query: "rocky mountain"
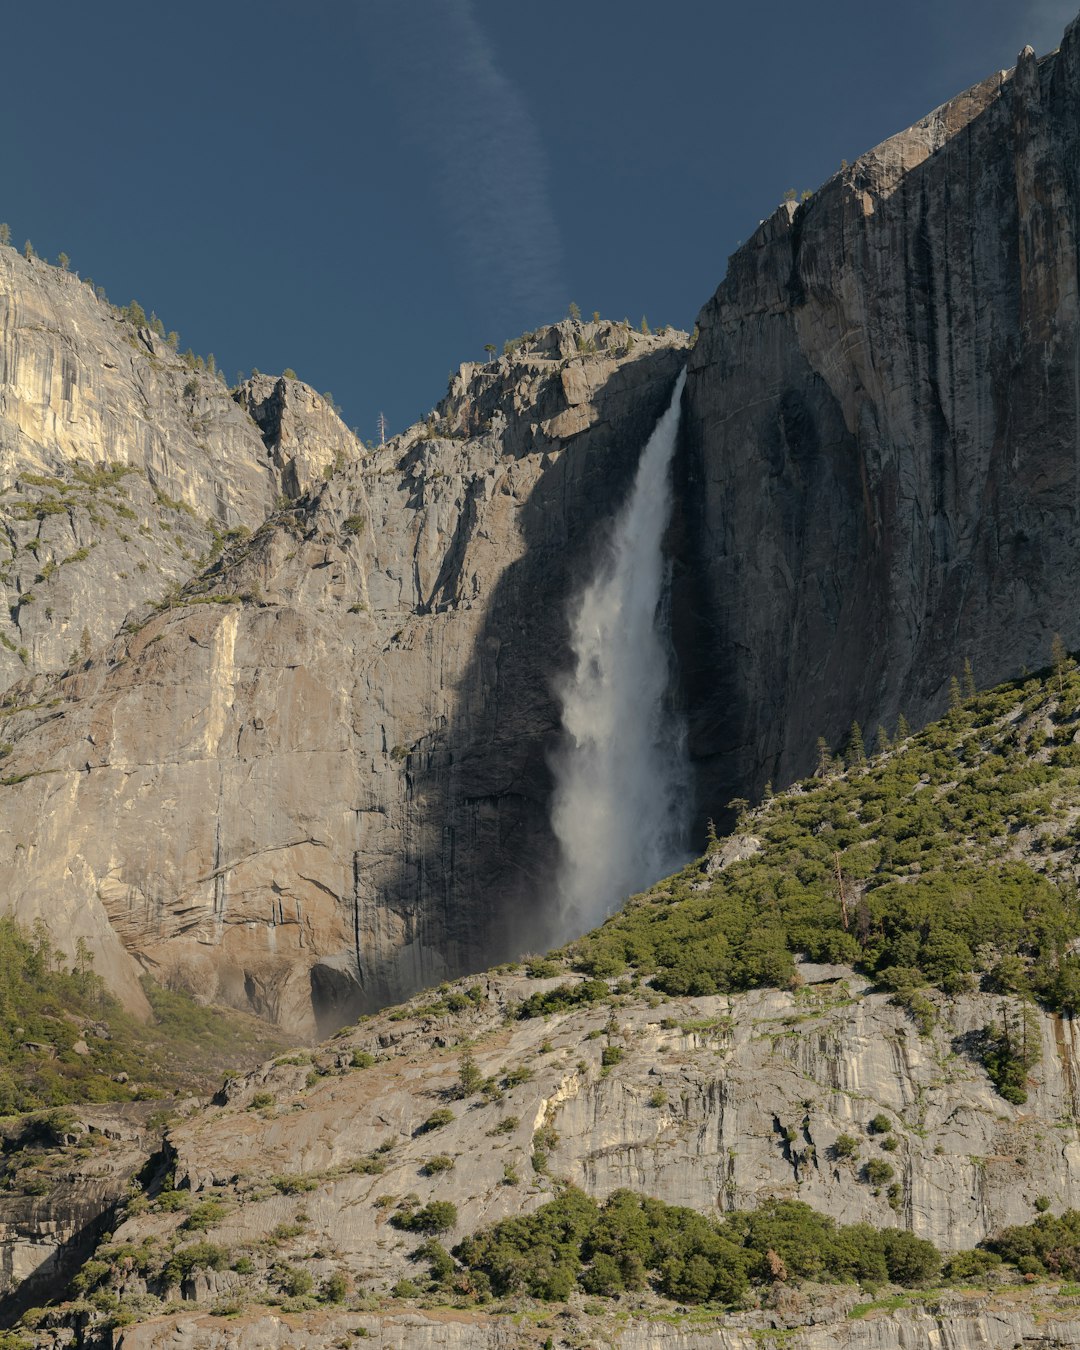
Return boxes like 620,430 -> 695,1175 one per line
7,16 -> 1080,1349
678,19 -> 1080,828
0,256 -> 686,1030
8,20 -> 1080,1036
10,664 -> 1080,1347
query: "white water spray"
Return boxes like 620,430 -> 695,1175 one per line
550,369 -> 691,937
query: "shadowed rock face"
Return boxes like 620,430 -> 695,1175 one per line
678,25 -> 1080,828
0,292 -> 687,1033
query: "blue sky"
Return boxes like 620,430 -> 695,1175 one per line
2,1 -> 1072,438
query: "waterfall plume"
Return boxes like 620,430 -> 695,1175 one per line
550,368 -> 691,938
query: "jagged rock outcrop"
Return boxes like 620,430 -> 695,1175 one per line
19,964 -> 1080,1346
151,971 -> 1080,1264
679,21 -> 1080,823
0,250 -> 315,680
0,295 -> 687,1030
0,1104 -> 162,1324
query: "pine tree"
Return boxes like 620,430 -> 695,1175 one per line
846,721 -> 866,767
727,798 -> 750,829
22,240 -> 34,259
0,223 -> 10,246
896,712 -> 910,739
816,736 -> 832,776
640,315 -> 651,335
457,1049 -> 482,1097
705,818 -> 720,855
1052,633 -> 1071,692
567,301 -> 581,321
875,724 -> 891,755
57,252 -> 69,271
948,676 -> 962,711
962,657 -> 976,699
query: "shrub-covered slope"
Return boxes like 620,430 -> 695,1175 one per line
0,919 -> 284,1115
14,666 -> 1080,1347
572,661 -> 1080,1008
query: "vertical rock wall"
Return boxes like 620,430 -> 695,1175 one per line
679,26 -> 1080,821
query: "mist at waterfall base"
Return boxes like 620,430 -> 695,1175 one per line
549,369 -> 691,942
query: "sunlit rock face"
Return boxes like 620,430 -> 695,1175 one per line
679,28 -> 1080,828
7,18 -> 1080,1035
0,274 -> 687,1032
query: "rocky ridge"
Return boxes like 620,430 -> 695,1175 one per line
679,18 -> 1080,829
0,261 -> 688,1030
10,955 -> 1080,1347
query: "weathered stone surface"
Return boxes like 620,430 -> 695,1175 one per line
102,1296 -> 1080,1350
21,967 -> 1073,1346
678,23 -> 1080,826
104,972 -> 1080,1277
0,250 -> 318,682
0,1103 -> 160,1324
0,309 -> 687,1032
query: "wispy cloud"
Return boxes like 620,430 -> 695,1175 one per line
1021,0 -> 1078,52
366,0 -> 566,338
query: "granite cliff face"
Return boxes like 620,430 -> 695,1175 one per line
0,264 -> 687,1030
7,20 -> 1080,1030
679,19 -> 1080,825
15,961 -> 1080,1346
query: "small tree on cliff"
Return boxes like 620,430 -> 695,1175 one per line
0,223 -> 10,246
846,722 -> 866,768
1052,633 -> 1073,692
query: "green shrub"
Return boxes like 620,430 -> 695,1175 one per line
526,959 -> 560,978
279,1266 -> 314,1297
422,1155 -> 454,1175
391,1200 -> 458,1234
416,1108 -> 454,1134
321,1271 -> 348,1302
452,1190 -> 940,1307
833,1133 -> 859,1159
163,1242 -> 229,1285
249,1092 -> 274,1110
350,1050 -> 375,1069
182,1198 -> 227,1230
271,1174 -> 318,1194
864,1160 -> 895,1187
868,1114 -> 891,1135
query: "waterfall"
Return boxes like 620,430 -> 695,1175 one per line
550,368 -> 690,938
